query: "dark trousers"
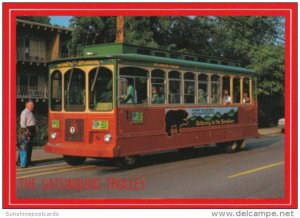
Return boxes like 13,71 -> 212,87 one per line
26,126 -> 36,164
17,126 -> 36,165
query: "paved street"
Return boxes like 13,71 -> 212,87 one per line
16,134 -> 284,199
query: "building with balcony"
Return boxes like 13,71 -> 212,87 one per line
16,19 -> 72,113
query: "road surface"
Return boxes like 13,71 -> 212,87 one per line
16,135 -> 284,199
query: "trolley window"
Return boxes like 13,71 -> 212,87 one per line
64,68 -> 86,111
168,71 -> 181,104
211,74 -> 221,104
184,72 -> 195,104
89,67 -> 113,111
151,69 -> 166,104
198,74 -> 208,104
233,77 -> 241,103
50,70 -> 62,111
119,67 -> 148,104
243,77 -> 251,103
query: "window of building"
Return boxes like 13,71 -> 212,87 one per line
60,43 -> 69,58
18,72 -> 39,97
19,73 -> 38,88
29,39 -> 46,61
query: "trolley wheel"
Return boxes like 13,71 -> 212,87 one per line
237,139 -> 246,150
63,155 -> 86,166
216,142 -> 228,153
115,156 -> 139,170
226,141 -> 239,153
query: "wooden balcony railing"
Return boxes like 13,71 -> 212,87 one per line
17,47 -> 72,62
17,47 -> 50,62
17,85 -> 48,99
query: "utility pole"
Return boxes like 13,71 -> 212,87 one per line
116,16 -> 124,43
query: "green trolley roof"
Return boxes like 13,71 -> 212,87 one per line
51,43 -> 255,75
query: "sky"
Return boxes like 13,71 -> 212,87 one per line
50,16 -> 72,27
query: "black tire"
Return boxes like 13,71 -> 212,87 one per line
226,141 -> 239,153
115,156 -> 138,170
237,139 -> 246,150
63,155 -> 86,166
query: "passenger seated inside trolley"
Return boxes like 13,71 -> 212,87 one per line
198,89 -> 207,104
152,86 -> 165,104
119,67 -> 148,104
243,92 -> 250,103
122,79 -> 136,104
223,89 -> 232,105
185,85 -> 195,103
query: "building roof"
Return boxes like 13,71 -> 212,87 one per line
16,19 -> 72,32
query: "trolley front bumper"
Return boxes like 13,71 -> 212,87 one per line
44,142 -> 119,158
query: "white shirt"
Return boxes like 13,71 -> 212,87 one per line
224,95 -> 231,104
20,108 -> 36,128
242,97 -> 250,103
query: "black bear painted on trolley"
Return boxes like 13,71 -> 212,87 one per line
165,110 -> 189,137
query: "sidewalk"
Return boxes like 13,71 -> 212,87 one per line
31,147 -> 63,163
16,147 -> 63,164
258,127 -> 282,136
21,127 -> 282,164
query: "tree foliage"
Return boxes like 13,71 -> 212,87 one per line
68,16 -> 285,127
68,17 -> 116,55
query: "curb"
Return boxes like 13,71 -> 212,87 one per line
31,157 -> 64,164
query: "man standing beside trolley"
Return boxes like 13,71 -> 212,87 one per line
19,99 -> 36,166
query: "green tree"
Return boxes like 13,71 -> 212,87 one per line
162,17 -> 214,54
124,17 -> 160,48
251,44 -> 285,126
209,17 -> 283,64
68,17 -> 116,55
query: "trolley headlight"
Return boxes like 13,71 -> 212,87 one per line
103,133 -> 112,143
50,132 -> 57,140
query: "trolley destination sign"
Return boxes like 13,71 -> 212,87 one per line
187,107 -> 238,127
164,107 -> 238,137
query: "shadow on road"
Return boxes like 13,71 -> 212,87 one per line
87,135 -> 283,171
